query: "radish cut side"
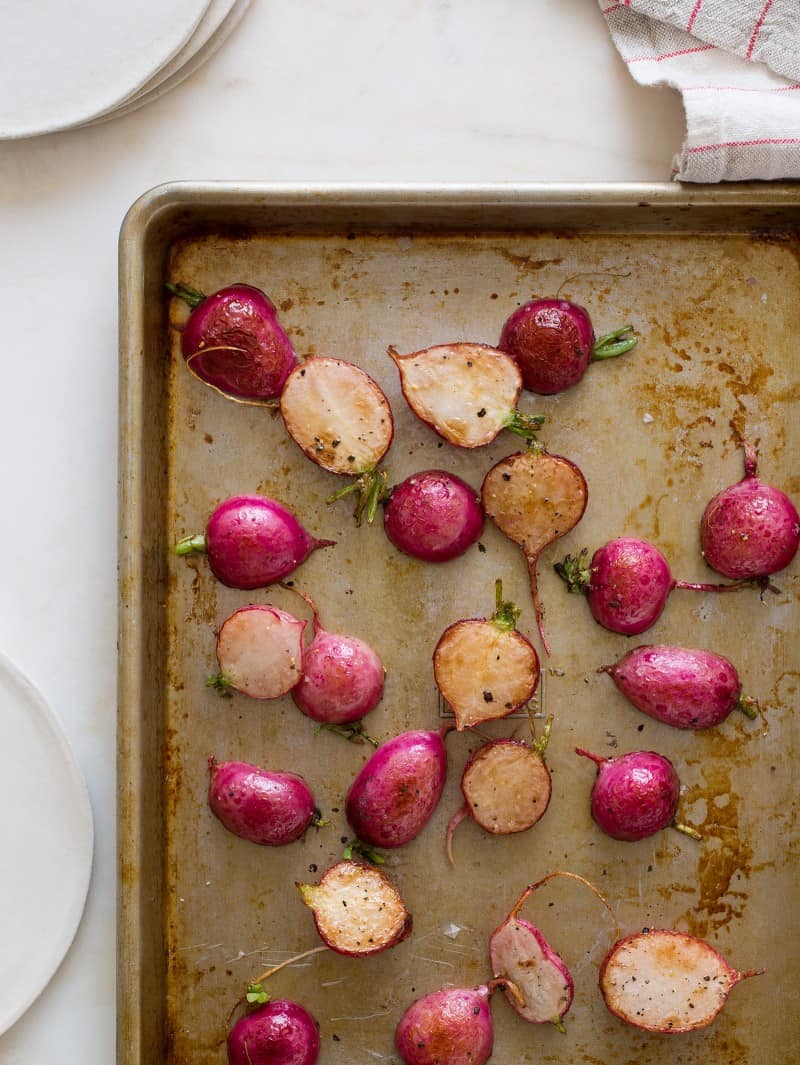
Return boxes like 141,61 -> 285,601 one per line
489,917 -> 573,1025
296,861 -> 411,956
463,741 -> 551,833
280,357 -> 394,474
388,343 -> 523,448
600,930 -> 763,1033
215,605 -> 306,699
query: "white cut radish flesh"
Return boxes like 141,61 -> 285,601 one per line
434,580 -> 540,730
482,447 -> 587,655
600,930 -> 764,1033
387,343 -> 544,448
280,357 -> 395,523
210,604 -> 306,699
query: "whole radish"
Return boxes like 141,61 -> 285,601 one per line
296,860 -> 412,956
600,645 -> 759,730
384,469 -> 485,562
434,580 -> 540,730
600,929 -> 763,1033
175,494 -> 334,589
167,282 -> 296,400
209,604 -> 306,699
346,727 -> 452,848
280,357 -> 394,524
291,593 -> 384,726
482,445 -> 587,654
701,427 -> 799,580
395,982 -> 508,1065
227,1000 -> 320,1065
556,538 -> 753,636
446,714 -> 552,866
207,758 -> 321,846
575,748 -> 700,842
387,342 -> 544,448
498,297 -> 636,395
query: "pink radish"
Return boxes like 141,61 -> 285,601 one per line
600,929 -> 764,1033
280,357 -> 394,524
167,282 -> 296,401
434,580 -> 540,731
209,604 -> 306,699
174,494 -> 334,589
346,727 -> 451,848
701,427 -> 799,580
387,343 -> 544,448
575,748 -> 700,842
556,537 -> 754,636
489,871 -> 619,1030
395,981 -> 516,1065
482,446 -> 588,654
599,645 -> 759,729
296,860 -> 412,956
207,758 -> 321,846
227,999 -> 320,1065
384,469 -> 485,562
446,714 -> 552,866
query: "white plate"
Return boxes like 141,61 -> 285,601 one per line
0,0 -> 210,138
0,651 -> 93,1036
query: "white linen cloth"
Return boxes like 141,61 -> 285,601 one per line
598,0 -> 800,182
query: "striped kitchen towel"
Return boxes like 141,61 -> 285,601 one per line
599,0 -> 800,181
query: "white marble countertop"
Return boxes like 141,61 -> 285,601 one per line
0,1 -> 684,1061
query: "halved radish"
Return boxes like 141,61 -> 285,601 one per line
482,446 -> 587,655
209,604 -> 306,699
600,930 -> 764,1033
296,860 -> 412,956
280,357 -> 394,524
387,343 -> 544,448
434,580 -> 540,730
446,715 -> 552,865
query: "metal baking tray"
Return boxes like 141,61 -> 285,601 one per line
119,183 -> 800,1065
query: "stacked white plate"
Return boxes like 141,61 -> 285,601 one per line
0,0 -> 250,138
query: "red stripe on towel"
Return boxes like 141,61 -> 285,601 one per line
687,137 -> 800,153
627,44 -> 715,63
686,0 -> 703,32
746,0 -> 774,60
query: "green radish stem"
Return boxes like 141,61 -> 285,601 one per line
554,549 -> 591,593
326,468 -> 390,526
492,579 -> 522,631
530,713 -> 554,757
591,325 -> 637,361
735,695 -> 759,720
314,721 -> 379,747
672,821 -> 703,841
206,672 -> 235,697
505,411 -> 546,442
166,281 -> 206,309
342,839 -> 385,865
175,533 -> 206,556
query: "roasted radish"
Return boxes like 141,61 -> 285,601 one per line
296,860 -> 411,956
434,580 -> 540,730
482,446 -> 587,654
167,282 -> 296,401
384,469 -> 484,562
556,538 -> 753,636
207,758 -> 322,846
175,494 -> 334,589
346,727 -> 451,848
387,343 -> 544,448
395,982 -> 514,1065
209,604 -> 306,699
600,929 -> 763,1033
446,715 -> 552,865
575,748 -> 700,842
701,427 -> 799,580
280,357 -> 394,524
499,297 -> 636,395
600,645 -> 759,729
227,999 -> 320,1065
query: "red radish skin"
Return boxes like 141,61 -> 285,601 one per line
576,748 -> 700,843
387,343 -> 544,448
346,727 -> 451,848
168,282 -> 297,401
175,494 -> 334,589
498,298 -> 636,395
227,1000 -> 320,1065
556,538 -> 754,636
600,929 -> 764,1033
395,983 -> 507,1065
211,604 -> 306,700
384,469 -> 485,562
296,860 -> 412,957
701,430 -> 800,580
207,759 -> 317,846
600,645 -> 759,730
482,447 -> 588,654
